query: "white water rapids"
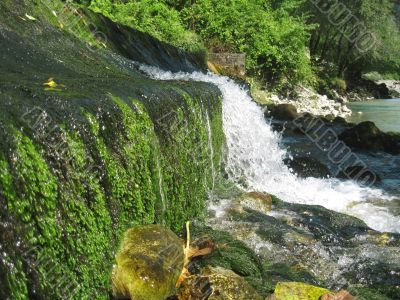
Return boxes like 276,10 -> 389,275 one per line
140,65 -> 400,233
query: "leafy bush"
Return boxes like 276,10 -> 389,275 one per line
88,0 -> 204,52
181,0 -> 314,87
330,77 -> 347,93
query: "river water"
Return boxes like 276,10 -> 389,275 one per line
347,98 -> 400,133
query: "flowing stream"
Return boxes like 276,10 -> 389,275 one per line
140,65 -> 400,233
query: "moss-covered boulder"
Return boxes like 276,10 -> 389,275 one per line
187,225 -> 272,296
179,266 -> 263,300
112,225 -> 184,300
272,282 -> 330,300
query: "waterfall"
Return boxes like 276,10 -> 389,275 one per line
139,65 -> 400,233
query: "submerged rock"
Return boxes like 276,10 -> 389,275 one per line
112,225 -> 184,300
237,192 -> 273,214
179,266 -> 263,300
284,157 -> 332,178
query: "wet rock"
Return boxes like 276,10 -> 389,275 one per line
339,121 -> 384,151
347,77 -> 391,100
284,157 -> 332,178
273,282 -> 330,300
339,121 -> 400,154
112,225 -> 184,300
375,82 -> 391,99
332,116 -> 347,124
208,194 -> 400,300
237,192 -> 273,214
179,266 -> 263,300
267,104 -> 300,121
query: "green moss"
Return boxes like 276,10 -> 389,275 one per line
273,282 -> 330,300
0,1 -> 224,298
189,225 -> 271,297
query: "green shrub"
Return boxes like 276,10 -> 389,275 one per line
181,0 -> 314,87
88,0 -> 204,52
330,77 -> 347,93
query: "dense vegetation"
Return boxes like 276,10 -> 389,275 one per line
81,0 -> 400,90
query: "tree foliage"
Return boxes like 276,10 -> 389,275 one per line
88,0 -> 203,52
305,0 -> 400,78
182,0 -> 315,86
83,0 -> 400,87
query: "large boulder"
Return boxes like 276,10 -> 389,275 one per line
112,225 -> 184,300
339,121 -> 400,154
267,104 -> 300,121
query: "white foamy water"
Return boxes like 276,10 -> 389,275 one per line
139,65 -> 400,233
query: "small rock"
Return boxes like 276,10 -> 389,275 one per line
238,191 -> 273,214
112,224 -> 184,300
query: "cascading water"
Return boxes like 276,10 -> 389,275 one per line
139,65 -> 400,233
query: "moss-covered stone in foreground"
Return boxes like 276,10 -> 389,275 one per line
112,225 -> 184,300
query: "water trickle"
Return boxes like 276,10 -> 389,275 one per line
156,156 -> 166,223
205,111 -> 215,191
139,65 -> 400,233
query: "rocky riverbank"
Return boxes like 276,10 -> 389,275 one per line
377,80 -> 400,98
248,83 -> 351,118
267,86 -> 352,118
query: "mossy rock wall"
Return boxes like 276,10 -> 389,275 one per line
0,1 -> 224,299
